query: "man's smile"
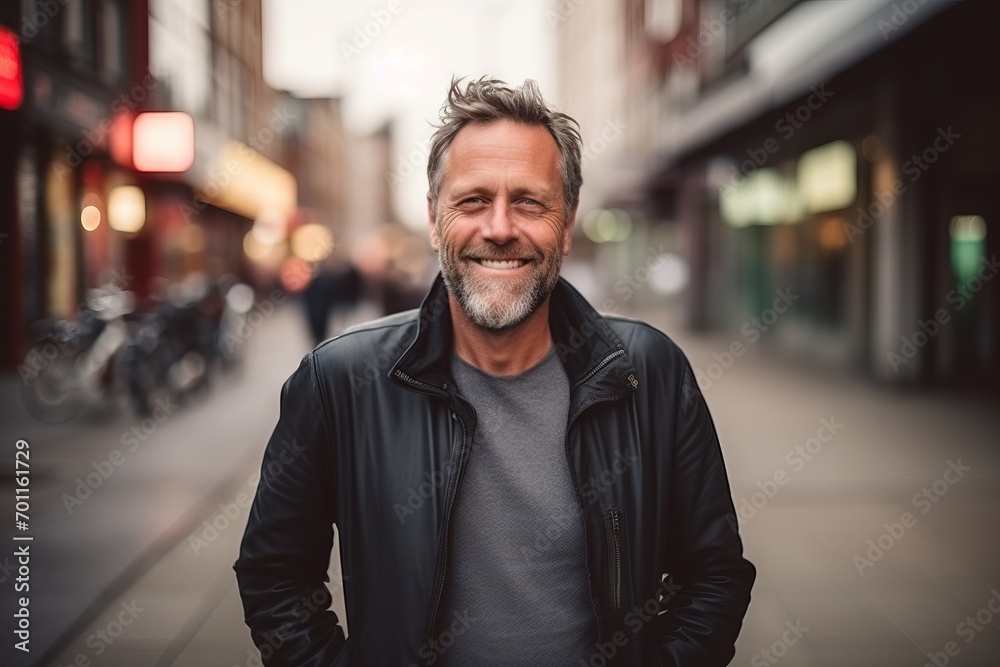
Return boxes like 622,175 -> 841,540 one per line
473,258 -> 530,270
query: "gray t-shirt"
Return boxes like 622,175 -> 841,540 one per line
437,347 -> 598,666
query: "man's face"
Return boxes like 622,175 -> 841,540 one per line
428,120 -> 577,331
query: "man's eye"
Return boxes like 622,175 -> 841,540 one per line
519,198 -> 541,206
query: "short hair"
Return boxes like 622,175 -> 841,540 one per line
426,76 -> 583,216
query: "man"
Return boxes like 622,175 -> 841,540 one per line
235,77 -> 754,666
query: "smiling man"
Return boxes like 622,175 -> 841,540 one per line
235,77 -> 754,666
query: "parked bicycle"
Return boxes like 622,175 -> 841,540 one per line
20,284 -> 135,424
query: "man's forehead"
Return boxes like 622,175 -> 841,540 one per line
450,120 -> 559,157
443,120 -> 561,186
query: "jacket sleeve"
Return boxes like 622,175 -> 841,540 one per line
234,351 -> 347,666
656,360 -> 755,666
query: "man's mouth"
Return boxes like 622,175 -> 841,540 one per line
475,258 -> 528,270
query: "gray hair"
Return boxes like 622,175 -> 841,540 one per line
426,76 -> 583,216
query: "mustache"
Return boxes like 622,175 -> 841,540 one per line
459,243 -> 544,261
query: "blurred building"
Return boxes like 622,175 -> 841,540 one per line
148,0 -> 295,291
557,0 -> 679,313
0,0 -> 308,371
346,122 -> 395,248
279,95 -> 348,242
561,0 -> 999,391
0,0 -> 152,369
353,122 -> 434,312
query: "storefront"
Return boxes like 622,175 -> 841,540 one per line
652,0 -> 998,390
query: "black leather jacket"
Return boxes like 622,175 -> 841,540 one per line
235,274 -> 754,666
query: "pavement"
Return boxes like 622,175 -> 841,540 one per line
0,299 -> 360,667
1,296 -> 998,666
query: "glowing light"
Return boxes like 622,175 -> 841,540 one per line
949,215 -> 986,242
583,209 -> 619,242
107,186 -> 146,233
290,223 -> 334,262
797,141 -> 856,214
132,112 -> 195,172
198,141 -> 296,221
0,27 -> 24,111
650,254 -> 690,295
110,112 -> 133,167
721,169 -> 800,227
818,216 -> 848,251
279,257 -> 312,292
81,205 -> 101,231
243,231 -> 273,261
950,215 -> 987,285
251,210 -> 287,246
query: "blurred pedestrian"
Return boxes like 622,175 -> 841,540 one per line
236,76 -> 754,666
302,260 -> 362,345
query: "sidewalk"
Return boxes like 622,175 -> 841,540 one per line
33,300 -> 1000,666
641,305 -> 1000,666
0,301 -> 333,667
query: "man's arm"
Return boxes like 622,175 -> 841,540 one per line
234,352 -> 347,666
656,362 -> 755,666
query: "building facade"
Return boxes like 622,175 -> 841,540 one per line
0,0 -> 312,370
563,0 -> 998,391
1,0 -> 151,369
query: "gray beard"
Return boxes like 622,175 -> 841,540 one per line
439,250 -> 563,331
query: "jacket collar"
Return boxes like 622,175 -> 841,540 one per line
389,273 -> 638,410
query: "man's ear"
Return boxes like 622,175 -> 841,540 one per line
562,202 -> 579,256
427,195 -> 439,252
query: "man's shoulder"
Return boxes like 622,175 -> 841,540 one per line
602,313 -> 683,353
309,309 -> 419,372
600,313 -> 691,372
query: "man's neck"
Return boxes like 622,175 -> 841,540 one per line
449,298 -> 554,376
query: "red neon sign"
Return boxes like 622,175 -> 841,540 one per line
0,26 -> 24,111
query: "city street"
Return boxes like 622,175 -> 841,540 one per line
2,1 -> 997,666
3,298 -> 996,666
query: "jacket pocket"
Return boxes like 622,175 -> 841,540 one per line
603,506 -> 631,612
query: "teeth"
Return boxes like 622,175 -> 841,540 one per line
479,259 -> 525,270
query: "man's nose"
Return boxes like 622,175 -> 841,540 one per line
481,200 -> 519,245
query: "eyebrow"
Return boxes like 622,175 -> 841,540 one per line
447,183 -> 558,203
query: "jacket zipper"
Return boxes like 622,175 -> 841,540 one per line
391,368 -> 468,644
572,348 -> 626,391
425,411 -> 468,643
564,350 -> 632,644
604,507 -> 625,611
